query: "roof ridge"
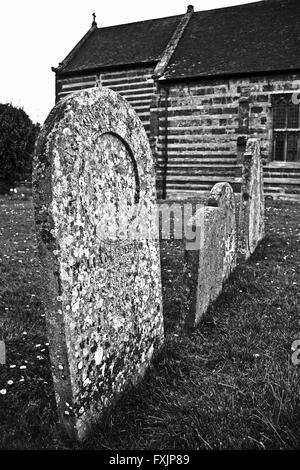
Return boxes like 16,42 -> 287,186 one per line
192,0 -> 292,16
163,0 -> 300,80
94,12 -> 183,31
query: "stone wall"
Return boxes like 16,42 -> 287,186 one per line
151,72 -> 300,199
56,69 -> 300,200
33,87 -> 164,441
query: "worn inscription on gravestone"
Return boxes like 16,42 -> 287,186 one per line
33,87 -> 164,441
184,183 -> 237,327
208,182 -> 237,280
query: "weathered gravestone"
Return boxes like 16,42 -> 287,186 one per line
238,138 -> 265,260
184,183 -> 236,327
33,87 -> 164,441
0,340 -> 5,365
208,182 -> 237,280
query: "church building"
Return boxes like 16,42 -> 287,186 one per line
52,0 -> 300,200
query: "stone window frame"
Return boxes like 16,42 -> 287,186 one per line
272,93 -> 300,163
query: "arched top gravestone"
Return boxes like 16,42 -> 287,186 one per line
33,87 -> 164,441
208,182 -> 235,212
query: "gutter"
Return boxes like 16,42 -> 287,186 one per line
54,61 -> 158,79
158,67 -> 300,85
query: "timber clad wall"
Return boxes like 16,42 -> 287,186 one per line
56,67 -> 155,138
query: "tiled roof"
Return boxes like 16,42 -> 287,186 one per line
56,0 -> 300,78
59,15 -> 182,73
164,0 -> 300,79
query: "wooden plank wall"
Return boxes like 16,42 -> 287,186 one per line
56,67 -> 155,139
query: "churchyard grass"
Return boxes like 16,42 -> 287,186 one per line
0,196 -> 299,449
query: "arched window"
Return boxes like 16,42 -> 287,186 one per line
272,94 -> 300,162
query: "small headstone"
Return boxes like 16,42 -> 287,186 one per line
208,182 -> 237,280
184,183 -> 237,326
238,138 -> 265,259
33,87 -> 164,441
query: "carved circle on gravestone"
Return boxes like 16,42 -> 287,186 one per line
78,131 -> 139,241
33,87 -> 164,441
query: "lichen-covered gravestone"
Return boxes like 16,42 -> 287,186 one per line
184,183 -> 237,327
208,182 -> 237,280
238,138 -> 265,259
33,87 -> 164,441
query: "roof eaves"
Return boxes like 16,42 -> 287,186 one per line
160,65 -> 300,82
56,60 -> 159,77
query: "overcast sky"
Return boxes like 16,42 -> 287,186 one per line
0,0 -> 256,124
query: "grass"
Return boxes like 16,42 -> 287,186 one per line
0,196 -> 299,449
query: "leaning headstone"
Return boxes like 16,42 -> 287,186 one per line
238,138 -> 265,260
184,183 -> 237,327
208,182 -> 237,280
33,87 -> 164,441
